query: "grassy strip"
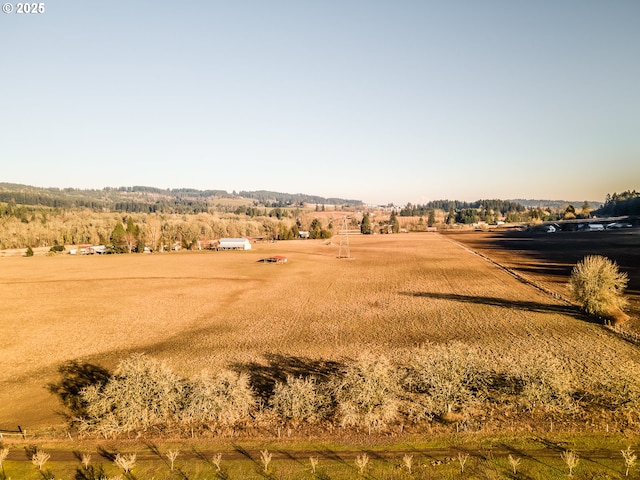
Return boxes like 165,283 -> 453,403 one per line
1,433 -> 638,479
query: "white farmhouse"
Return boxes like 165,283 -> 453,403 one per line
217,238 -> 252,250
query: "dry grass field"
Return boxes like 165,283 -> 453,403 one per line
1,232 -> 639,432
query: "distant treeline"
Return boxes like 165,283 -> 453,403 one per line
0,183 -> 362,214
238,190 -> 362,207
597,190 -> 640,216
116,186 -> 231,197
399,199 -> 526,217
511,198 -> 601,210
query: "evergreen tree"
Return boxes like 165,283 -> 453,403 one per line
428,210 -> 436,227
361,213 -> 372,234
110,221 -> 126,249
446,206 -> 455,225
390,211 -> 400,233
309,218 -> 323,239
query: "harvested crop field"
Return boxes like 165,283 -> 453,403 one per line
1,232 -> 639,431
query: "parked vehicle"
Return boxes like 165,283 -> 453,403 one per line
606,222 -> 632,229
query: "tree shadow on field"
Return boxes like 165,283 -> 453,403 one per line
231,354 -> 343,403
47,361 -> 111,418
403,292 -> 594,322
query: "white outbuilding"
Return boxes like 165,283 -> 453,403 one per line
217,238 -> 252,250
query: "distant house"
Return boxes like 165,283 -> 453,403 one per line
69,245 -> 91,255
217,238 -> 252,250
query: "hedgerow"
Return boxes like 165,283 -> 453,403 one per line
69,346 -> 640,437
270,375 -> 332,425
332,353 -> 400,433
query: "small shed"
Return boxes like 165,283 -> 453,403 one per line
89,245 -> 107,254
217,238 -> 252,250
258,255 -> 288,264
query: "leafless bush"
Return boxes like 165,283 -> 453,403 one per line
78,354 -> 257,436
569,255 -> 629,321
79,354 -> 185,436
270,375 -> 332,425
403,342 -> 482,417
587,361 -> 640,412
333,353 -> 400,433
508,350 -> 575,413
180,370 -> 255,429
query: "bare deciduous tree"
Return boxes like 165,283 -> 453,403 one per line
403,454 -> 413,474
31,449 -> 50,471
180,370 -> 255,429
561,450 -> 579,477
309,456 -> 319,474
333,353 -> 400,433
260,450 -> 272,473
508,454 -> 521,475
0,448 -> 9,472
81,452 -> 91,470
166,449 -> 179,471
270,375 -> 332,425
457,453 -> 469,474
355,453 -> 369,476
621,446 -> 637,477
212,453 -> 222,472
404,342 -> 481,417
114,453 -> 137,473
80,354 -> 185,436
569,255 -> 629,321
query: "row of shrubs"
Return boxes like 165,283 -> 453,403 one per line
69,345 -> 640,437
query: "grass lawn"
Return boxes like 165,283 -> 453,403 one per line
1,433 -> 639,479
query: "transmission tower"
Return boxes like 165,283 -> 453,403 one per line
338,216 -> 354,259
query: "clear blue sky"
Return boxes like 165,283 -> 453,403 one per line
1,1 -> 638,205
